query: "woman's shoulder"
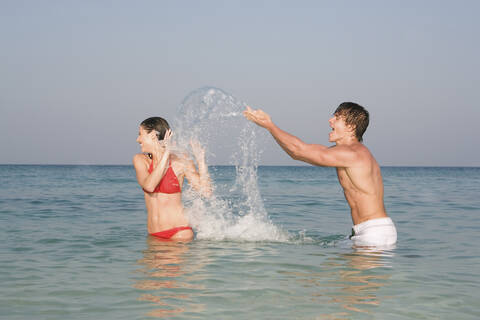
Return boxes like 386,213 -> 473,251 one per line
170,153 -> 192,172
133,153 -> 150,167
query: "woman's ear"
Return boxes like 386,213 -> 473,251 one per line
148,130 -> 158,141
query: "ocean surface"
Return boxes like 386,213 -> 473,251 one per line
1,165 -> 479,319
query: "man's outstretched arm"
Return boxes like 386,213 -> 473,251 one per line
243,106 -> 356,167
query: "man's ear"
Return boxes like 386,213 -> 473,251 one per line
347,124 -> 356,135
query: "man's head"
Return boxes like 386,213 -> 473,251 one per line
330,102 -> 369,142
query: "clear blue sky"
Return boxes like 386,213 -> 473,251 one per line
1,0 -> 479,166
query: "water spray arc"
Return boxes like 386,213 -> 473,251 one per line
172,87 -> 288,241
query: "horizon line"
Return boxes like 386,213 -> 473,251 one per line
0,163 -> 479,168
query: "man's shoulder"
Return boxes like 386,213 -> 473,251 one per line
349,142 -> 372,154
333,142 -> 368,155
342,143 -> 375,166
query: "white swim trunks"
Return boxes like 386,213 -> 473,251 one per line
350,217 -> 397,247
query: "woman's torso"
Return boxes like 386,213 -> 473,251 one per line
142,155 -> 190,234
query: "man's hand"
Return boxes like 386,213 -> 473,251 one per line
243,106 -> 273,130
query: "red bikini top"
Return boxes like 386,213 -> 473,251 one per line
143,160 -> 181,194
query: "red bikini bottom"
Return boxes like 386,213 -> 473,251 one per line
150,226 -> 193,239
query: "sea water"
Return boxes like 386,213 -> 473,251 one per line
1,88 -> 479,319
1,165 -> 479,319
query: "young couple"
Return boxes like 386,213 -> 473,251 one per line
133,102 -> 397,247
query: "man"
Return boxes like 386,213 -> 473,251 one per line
243,102 -> 396,247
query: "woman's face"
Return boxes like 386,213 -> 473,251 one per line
136,126 -> 156,153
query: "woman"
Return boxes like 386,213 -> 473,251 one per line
133,117 -> 211,241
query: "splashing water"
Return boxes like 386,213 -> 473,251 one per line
172,87 -> 289,242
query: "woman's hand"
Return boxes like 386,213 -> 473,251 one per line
152,129 -> 173,162
186,139 -> 212,198
190,139 -> 205,160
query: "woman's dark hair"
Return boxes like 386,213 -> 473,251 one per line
334,102 -> 369,142
140,117 -> 170,140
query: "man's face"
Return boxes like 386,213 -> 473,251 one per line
328,114 -> 352,143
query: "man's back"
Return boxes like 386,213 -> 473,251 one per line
335,143 -> 387,225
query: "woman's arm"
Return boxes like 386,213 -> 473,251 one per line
183,140 -> 212,197
133,130 -> 172,192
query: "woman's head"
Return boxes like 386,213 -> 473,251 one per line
137,117 -> 171,154
140,117 -> 170,141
